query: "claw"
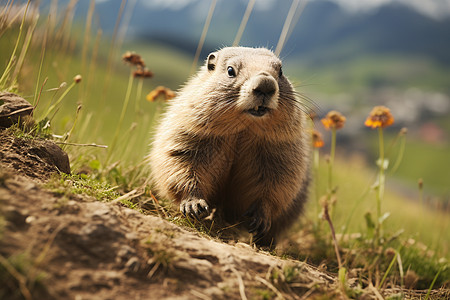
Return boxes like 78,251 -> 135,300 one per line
244,201 -> 271,241
179,198 -> 210,220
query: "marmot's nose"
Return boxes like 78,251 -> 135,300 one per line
252,76 -> 277,98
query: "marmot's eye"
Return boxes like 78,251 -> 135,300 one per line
279,67 -> 283,78
227,66 -> 236,78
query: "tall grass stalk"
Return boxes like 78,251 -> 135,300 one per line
64,104 -> 82,145
42,77 -> 79,120
33,15 -> 50,106
135,78 -> 144,113
275,0 -> 300,56
32,77 -> 48,116
379,250 -> 398,288
190,0 -> 217,75
58,0 -> 78,55
313,147 -> 321,225
0,0 -> 31,89
328,128 -> 336,193
80,0 -> 96,102
85,29 -> 102,96
81,0 -> 95,73
0,1 -> 15,37
425,267 -> 443,300
101,0 -> 127,106
106,69 -> 134,164
11,12 -> 38,87
233,0 -> 255,46
389,128 -> 407,174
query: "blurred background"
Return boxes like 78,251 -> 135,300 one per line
2,0 -> 449,211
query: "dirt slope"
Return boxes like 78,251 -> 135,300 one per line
1,129 -> 448,300
0,129 -> 339,299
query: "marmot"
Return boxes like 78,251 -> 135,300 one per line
149,47 -> 310,246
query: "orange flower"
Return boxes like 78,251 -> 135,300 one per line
122,51 -> 145,68
146,86 -> 176,102
321,110 -> 346,130
364,106 -> 394,129
312,129 -> 324,148
133,68 -> 153,78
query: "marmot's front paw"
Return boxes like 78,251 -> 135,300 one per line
180,198 -> 210,220
244,201 -> 272,242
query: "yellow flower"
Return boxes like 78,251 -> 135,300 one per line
146,86 -> 176,102
321,110 -> 346,130
364,106 -> 394,129
312,129 -> 324,148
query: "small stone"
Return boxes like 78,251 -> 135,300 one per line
0,92 -> 34,128
29,141 -> 71,174
25,215 -> 36,224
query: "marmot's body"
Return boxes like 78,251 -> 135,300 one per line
149,47 -> 310,246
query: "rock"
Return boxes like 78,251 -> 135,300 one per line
29,141 -> 71,174
0,92 -> 34,128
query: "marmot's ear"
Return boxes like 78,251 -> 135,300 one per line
207,52 -> 217,71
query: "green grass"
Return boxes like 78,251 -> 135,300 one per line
44,173 -> 119,202
309,155 -> 449,257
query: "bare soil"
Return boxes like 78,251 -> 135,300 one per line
0,129 -> 448,300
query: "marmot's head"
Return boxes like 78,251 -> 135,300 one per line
206,47 -> 287,118
187,47 -> 303,136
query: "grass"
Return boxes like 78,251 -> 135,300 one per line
1,2 -> 449,298
44,173 -> 119,202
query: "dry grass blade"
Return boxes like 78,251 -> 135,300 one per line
256,276 -> 287,299
231,267 -> 248,300
190,0 -> 217,74
0,254 -> 32,300
233,0 -> 255,46
275,0 -> 301,56
190,289 -> 211,300
111,188 -> 144,204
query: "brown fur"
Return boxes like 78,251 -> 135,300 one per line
149,47 -> 310,246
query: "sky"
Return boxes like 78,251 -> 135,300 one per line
131,0 -> 450,20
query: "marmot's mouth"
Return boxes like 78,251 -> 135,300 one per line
247,106 -> 270,117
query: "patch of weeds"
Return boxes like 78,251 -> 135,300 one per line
252,287 -> 275,300
6,120 -> 51,140
119,198 -> 143,212
283,264 -> 301,284
0,252 -> 49,300
44,172 -> 119,202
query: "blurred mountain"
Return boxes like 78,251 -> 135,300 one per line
40,0 -> 450,65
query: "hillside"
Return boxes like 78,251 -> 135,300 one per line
1,119 -> 448,300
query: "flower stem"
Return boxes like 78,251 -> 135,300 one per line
376,127 -> 385,244
313,147 -> 320,225
135,78 -> 143,113
328,128 -> 336,193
